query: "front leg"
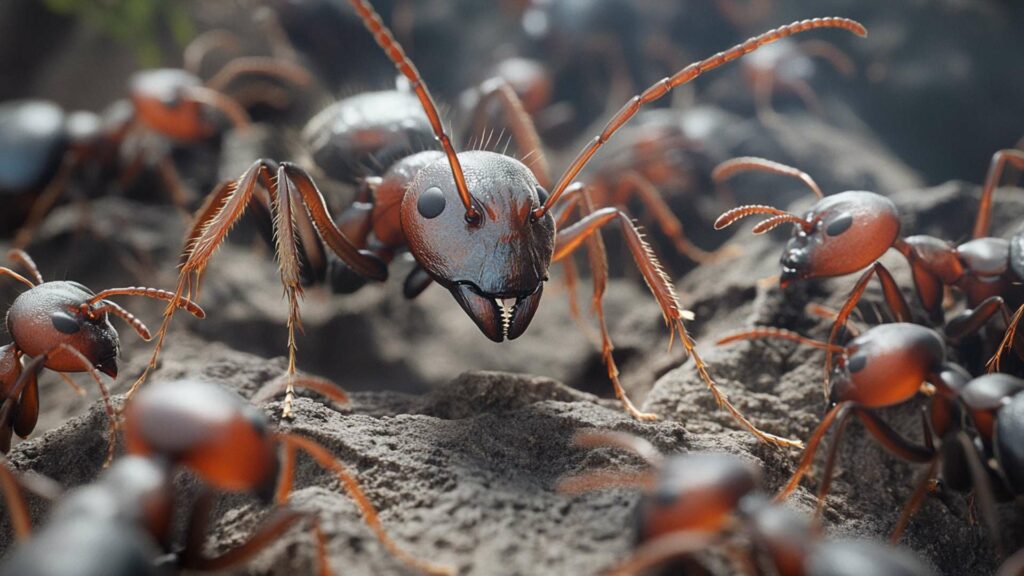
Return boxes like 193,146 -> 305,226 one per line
554,184 -> 800,447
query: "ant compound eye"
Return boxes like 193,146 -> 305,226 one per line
535,185 -> 550,205
847,352 -> 867,373
51,311 -> 81,335
825,213 -> 853,237
418,186 -> 446,219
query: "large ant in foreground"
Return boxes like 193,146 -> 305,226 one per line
558,430 -> 934,576
714,150 -> 1024,385
0,249 -> 203,457
140,0 -> 866,447
0,377 -> 450,576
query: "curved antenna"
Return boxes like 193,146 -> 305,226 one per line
714,204 -> 812,234
86,301 -> 152,341
8,250 -> 44,285
86,287 -> 206,319
536,17 -> 867,217
974,149 -> 1024,239
712,156 -> 825,199
183,29 -> 242,76
347,0 -> 480,223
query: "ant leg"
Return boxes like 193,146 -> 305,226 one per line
753,69 -> 781,126
556,185 -> 801,447
402,265 -> 433,299
989,302 -> 1024,372
856,410 -> 935,463
799,39 -> 857,77
604,532 -> 720,576
954,432 -> 1003,556
946,296 -> 1011,341
614,170 -> 738,264
890,457 -> 939,543
277,432 -> 454,576
892,238 -> 946,322
777,402 -> 854,500
7,250 -> 44,285
814,402 -> 857,517
205,57 -> 314,96
974,149 -> 1024,239
785,77 -> 825,118
997,548 -> 1024,576
0,355 -> 45,454
10,368 -> 38,440
12,152 -> 77,249
825,261 -> 912,397
571,430 -> 664,466
0,267 -> 35,289
0,459 -> 32,540
183,29 -> 241,76
253,374 -> 350,410
466,77 -> 551,187
156,155 -> 195,216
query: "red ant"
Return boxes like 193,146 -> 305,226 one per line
713,149 -> 1024,388
717,311 -> 1024,553
3,34 -> 312,248
0,249 -> 204,459
558,430 -> 933,576
0,377 -> 451,576
138,2 -> 866,446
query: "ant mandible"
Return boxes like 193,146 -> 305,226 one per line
0,377 -> 451,576
714,149 -> 1024,387
139,1 -> 866,447
0,249 -> 204,460
558,430 -> 934,576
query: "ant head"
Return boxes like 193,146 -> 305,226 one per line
827,323 -> 944,410
402,151 -> 555,342
129,69 -> 224,141
6,281 -> 120,377
125,379 -> 280,500
780,191 -> 899,287
636,452 -> 759,542
960,373 -> 1024,441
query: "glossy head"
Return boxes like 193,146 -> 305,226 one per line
129,69 -> 220,141
828,323 -> 944,409
0,99 -> 68,192
6,281 -> 120,377
995,392 -> 1024,495
302,90 -> 435,184
960,374 -> 1024,440
124,379 -> 279,500
636,452 -> 760,542
401,151 -> 555,342
780,191 -> 900,287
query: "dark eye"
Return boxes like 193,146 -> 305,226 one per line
825,213 -> 853,236
535,185 -> 550,205
847,352 -> 867,373
51,311 -> 81,334
417,186 -> 446,219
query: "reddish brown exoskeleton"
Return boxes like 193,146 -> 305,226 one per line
0,378 -> 452,576
136,1 -> 867,447
714,150 -> 1024,386
0,249 -> 203,460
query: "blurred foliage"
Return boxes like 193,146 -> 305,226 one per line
41,0 -> 195,66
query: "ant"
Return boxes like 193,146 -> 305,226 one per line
2,35 -> 312,248
717,311 -> 1024,552
713,149 -> 1024,386
0,249 -> 204,459
558,430 -> 933,575
140,0 -> 866,447
0,377 -> 451,576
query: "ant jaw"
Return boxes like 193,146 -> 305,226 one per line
450,283 -> 544,343
95,357 -> 118,379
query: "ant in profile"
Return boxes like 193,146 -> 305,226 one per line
139,0 -> 866,447
1,34 -> 311,247
0,249 -> 204,459
714,149 -> 1024,386
0,377 -> 451,576
558,430 -> 933,576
